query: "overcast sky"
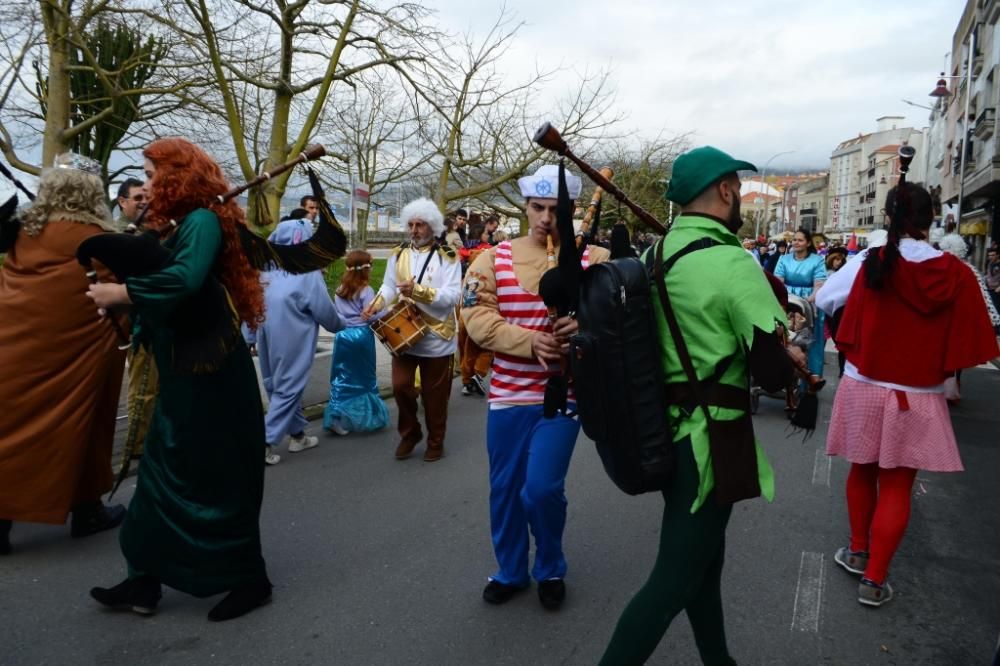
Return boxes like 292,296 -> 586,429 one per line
427,0 -> 962,171
0,0 -> 963,203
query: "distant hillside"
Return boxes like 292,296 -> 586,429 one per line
766,166 -> 829,177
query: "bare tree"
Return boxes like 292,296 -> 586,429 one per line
147,0 -> 432,226
315,72 -> 423,246
393,8 -> 622,213
589,131 -> 692,234
0,0 -> 197,176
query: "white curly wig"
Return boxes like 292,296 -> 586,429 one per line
400,197 -> 444,235
938,233 -> 968,259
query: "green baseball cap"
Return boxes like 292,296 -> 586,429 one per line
666,146 -> 756,205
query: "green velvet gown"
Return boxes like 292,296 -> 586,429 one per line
118,209 -> 268,598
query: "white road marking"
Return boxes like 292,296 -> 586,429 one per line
791,551 -> 826,633
811,448 -> 831,487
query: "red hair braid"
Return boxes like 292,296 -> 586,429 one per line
143,138 -> 265,330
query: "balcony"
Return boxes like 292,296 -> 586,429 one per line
973,52 -> 984,77
974,107 -> 995,139
988,0 -> 1000,24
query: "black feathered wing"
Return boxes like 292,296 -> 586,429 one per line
239,167 -> 347,273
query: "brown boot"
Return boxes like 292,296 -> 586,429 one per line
395,440 -> 419,460
423,445 -> 444,462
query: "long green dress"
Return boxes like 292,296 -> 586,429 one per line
118,208 -> 268,598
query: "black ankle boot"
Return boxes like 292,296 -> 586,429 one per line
71,502 -> 126,538
90,575 -> 161,615
0,519 -> 11,556
207,579 -> 272,622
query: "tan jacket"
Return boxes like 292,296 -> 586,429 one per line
444,230 -> 464,252
461,235 -> 610,359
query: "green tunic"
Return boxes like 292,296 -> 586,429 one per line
119,208 -> 267,597
650,215 -> 786,512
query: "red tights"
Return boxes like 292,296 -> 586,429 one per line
845,462 -> 918,585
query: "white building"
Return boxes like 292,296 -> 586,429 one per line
826,116 -> 926,239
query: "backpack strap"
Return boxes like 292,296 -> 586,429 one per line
651,236 -> 727,422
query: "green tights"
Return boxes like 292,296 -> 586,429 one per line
599,440 -> 735,666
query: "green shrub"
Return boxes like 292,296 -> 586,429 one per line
324,258 -> 386,297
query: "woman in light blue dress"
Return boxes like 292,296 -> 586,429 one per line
324,251 -> 389,434
775,228 -> 828,378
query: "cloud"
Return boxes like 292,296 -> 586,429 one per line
426,0 -> 961,169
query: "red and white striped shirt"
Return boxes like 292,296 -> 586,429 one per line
489,241 -> 590,404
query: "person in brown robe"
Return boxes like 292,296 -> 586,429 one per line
0,158 -> 127,555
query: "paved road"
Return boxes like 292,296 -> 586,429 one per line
4,365 -> 999,665
110,329 -> 394,462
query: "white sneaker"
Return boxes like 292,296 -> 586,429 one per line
329,420 -> 349,436
288,434 -> 319,453
264,447 -> 281,465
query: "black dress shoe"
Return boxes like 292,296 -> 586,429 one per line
0,519 -> 11,556
208,579 -> 273,622
482,579 -> 525,605
538,578 -> 566,610
90,576 -> 161,615
71,503 -> 127,538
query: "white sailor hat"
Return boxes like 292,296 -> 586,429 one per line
518,164 -> 582,200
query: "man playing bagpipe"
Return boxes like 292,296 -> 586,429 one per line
599,147 -> 801,664
463,165 -> 610,610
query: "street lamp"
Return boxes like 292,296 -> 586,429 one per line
753,150 -> 795,239
901,99 -> 933,111
929,28 -> 978,236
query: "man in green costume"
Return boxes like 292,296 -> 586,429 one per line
599,146 -> 801,665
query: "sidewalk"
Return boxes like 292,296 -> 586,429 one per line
111,327 -> 395,463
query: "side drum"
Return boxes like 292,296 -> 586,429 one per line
370,300 -> 429,356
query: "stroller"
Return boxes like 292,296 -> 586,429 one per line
750,294 -> 815,415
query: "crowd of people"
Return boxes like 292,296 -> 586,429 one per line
0,136 -> 997,664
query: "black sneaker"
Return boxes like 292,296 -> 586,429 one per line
0,519 -> 11,556
482,579 -> 524,605
461,382 -> 475,396
71,503 -> 126,538
538,578 -> 566,610
90,576 -> 162,615
471,374 -> 488,396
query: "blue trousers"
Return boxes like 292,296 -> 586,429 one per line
486,405 -> 580,586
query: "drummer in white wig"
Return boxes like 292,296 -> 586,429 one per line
462,164 -> 610,610
362,197 -> 461,462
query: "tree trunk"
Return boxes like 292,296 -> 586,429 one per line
261,93 -> 290,227
40,1 -> 71,166
256,6 -> 297,228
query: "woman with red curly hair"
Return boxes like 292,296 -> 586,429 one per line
87,138 -> 272,622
